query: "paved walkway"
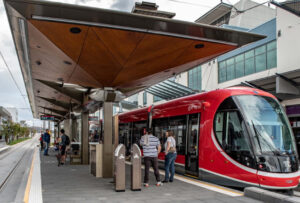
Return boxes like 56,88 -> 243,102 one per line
40,150 -> 262,203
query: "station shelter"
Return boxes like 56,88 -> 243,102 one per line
4,0 -> 264,178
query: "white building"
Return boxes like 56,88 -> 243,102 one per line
6,107 -> 18,123
126,0 -> 300,142
127,0 -> 277,107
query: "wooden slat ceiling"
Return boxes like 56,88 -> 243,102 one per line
27,19 -> 236,118
4,0 -> 265,118
29,19 -> 236,88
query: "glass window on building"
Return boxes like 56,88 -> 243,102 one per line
235,54 -> 244,78
218,40 -> 277,83
226,58 -> 235,80
255,45 -> 266,72
153,95 -> 163,102
188,65 -> 201,91
245,50 -> 255,75
143,92 -> 147,106
128,94 -> 138,105
267,41 -> 277,69
218,61 -> 226,83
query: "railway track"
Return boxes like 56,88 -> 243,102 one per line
0,137 -> 36,201
0,147 -> 28,192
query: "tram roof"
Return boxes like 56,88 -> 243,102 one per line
118,87 -> 275,123
4,0 -> 265,119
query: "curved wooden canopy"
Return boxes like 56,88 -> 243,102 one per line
4,0 -> 265,118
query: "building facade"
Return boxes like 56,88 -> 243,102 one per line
126,0 -> 300,148
0,107 -> 12,142
6,107 -> 18,123
128,0 -> 277,107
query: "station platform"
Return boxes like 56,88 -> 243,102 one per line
39,149 -> 262,203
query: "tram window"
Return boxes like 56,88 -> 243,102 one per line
225,112 -> 250,152
153,118 -> 169,151
169,115 -> 187,155
132,121 -> 147,146
119,123 -> 131,156
215,112 -> 224,143
214,97 -> 255,168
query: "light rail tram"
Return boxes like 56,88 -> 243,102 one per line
118,87 -> 300,189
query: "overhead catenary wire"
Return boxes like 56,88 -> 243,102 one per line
168,0 -> 272,21
167,0 -> 213,8
0,50 -> 29,108
225,0 -> 271,14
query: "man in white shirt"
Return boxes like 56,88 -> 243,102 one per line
140,129 -> 162,187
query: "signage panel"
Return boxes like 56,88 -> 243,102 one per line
40,115 -> 55,121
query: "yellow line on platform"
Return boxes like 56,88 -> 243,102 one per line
178,174 -> 243,196
23,148 -> 37,203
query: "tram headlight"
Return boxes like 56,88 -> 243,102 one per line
258,163 -> 267,170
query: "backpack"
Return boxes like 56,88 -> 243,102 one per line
65,135 -> 70,146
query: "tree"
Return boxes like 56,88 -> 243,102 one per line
1,121 -> 32,143
1,120 -> 12,143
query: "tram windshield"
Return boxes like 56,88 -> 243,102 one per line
235,95 -> 296,155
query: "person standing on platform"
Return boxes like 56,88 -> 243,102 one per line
40,131 -> 44,151
140,129 -> 162,187
43,129 -> 51,156
58,129 -> 70,165
162,130 -> 177,183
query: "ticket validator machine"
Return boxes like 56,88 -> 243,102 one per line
131,144 -> 141,191
114,144 -> 125,192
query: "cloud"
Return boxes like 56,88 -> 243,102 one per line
111,0 -> 137,11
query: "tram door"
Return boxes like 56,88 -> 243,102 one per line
185,113 -> 200,177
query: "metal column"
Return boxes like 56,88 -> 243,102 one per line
81,94 -> 89,165
71,118 -> 77,141
103,102 -> 113,178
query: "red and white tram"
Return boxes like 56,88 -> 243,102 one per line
118,87 -> 300,189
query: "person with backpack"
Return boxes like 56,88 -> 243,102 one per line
58,129 -> 70,166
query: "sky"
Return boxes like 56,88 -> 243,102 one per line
0,0 -> 271,126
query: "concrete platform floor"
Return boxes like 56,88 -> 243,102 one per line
40,150 -> 262,203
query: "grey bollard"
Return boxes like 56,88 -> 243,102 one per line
114,144 -> 125,192
131,144 -> 141,191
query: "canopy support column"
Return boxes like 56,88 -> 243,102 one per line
81,94 -> 89,165
71,118 -> 77,142
103,102 -> 113,178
